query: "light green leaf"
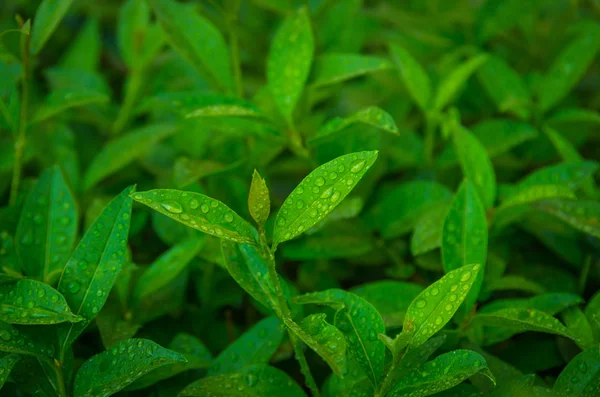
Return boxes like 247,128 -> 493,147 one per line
452,125 -> 497,208
313,107 -> 398,142
151,0 -> 233,92
411,201 -> 449,256
534,199 -> 600,239
57,186 -> 133,351
539,27 -> 600,113
32,89 -> 109,123
434,54 -> 488,110
139,93 -> 265,119
15,166 -> 77,281
389,350 -> 495,397
132,238 -> 204,304
267,7 -> 314,124
132,189 -> 257,244
554,347 -> 600,397
311,53 -> 392,88
272,151 -> 378,247
30,0 -> 75,54
74,338 -> 186,397
59,18 -> 101,71
471,307 -> 575,340
295,289 -> 386,386
442,179 -> 488,316
83,123 -> 178,190
0,353 -> 19,389
497,185 -> 576,215
403,263 -> 482,350
249,170 -> 270,228
180,365 -> 308,397
0,279 -> 81,324
208,316 -> 284,375
389,43 -> 431,111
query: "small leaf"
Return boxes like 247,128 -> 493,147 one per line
539,27 -> 600,113
295,289 -> 386,386
403,263 -> 482,350
118,0 -> 164,71
561,307 -> 595,350
0,354 -> 20,389
30,0 -> 75,54
313,107 -> 399,142
32,89 -> 109,123
553,347 -> 600,397
248,170 -> 270,228
0,279 -> 81,324
477,0 -> 545,41
452,125 -> 497,208
272,151 -> 378,247
389,350 -> 495,397
59,18 -> 101,71
208,316 -> 284,375
442,179 -> 488,316
389,43 -> 431,111
151,0 -> 233,92
534,199 -> 600,239
73,338 -> 186,397
15,166 -> 77,281
132,189 -> 257,244
57,186 -> 133,351
83,123 -> 178,190
267,7 -> 314,125
411,201 -> 450,256
132,238 -> 204,304
180,365 -> 308,397
514,161 -> 599,192
434,54 -> 488,110
311,53 -> 392,88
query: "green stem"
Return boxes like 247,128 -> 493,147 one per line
265,247 -> 292,320
40,358 -> 68,397
377,355 -> 400,397
226,0 -> 243,98
290,331 -> 320,397
112,68 -> 143,135
424,113 -> 436,166
9,31 -> 30,205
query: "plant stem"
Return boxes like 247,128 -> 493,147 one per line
226,0 -> 243,97
424,113 -> 436,166
265,247 -> 292,320
290,331 -> 320,397
40,359 -> 68,397
9,31 -> 30,205
112,68 -> 143,135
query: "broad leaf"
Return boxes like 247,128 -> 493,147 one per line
514,161 -> 598,192
30,0 -> 75,54
534,199 -> 600,239
311,53 -> 392,88
553,347 -> 600,397
0,321 -> 54,358
434,54 -> 488,110
248,170 -> 270,228
389,43 -> 431,111
272,151 -> 378,247
73,338 -> 186,397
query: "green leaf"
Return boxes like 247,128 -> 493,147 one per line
30,0 -> 75,54
403,263 -> 482,350
434,54 -> 488,110
57,186 -> 133,351
585,291 -> 600,341
389,43 -> 431,111
15,166 -> 77,281
311,53 -> 392,88
0,279 -> 81,324
561,307 -> 595,350
487,276 -> 546,295
476,0 -> 545,41
452,125 -> 497,208
132,238 -> 204,304
132,189 -> 257,244
389,350 -> 495,397
539,27 -> 600,113
477,55 -> 531,118
411,201 -> 449,256
534,199 -> 600,239
83,123 -> 178,190
208,316 -> 284,375
59,18 -> 101,72
248,170 -> 270,228
272,151 -> 378,247
497,185 -> 576,214
32,89 -> 109,123
151,0 -> 233,92
0,321 -> 54,358
471,308 -> 575,340
282,230 -> 374,260
553,347 -> 600,397
73,338 -> 186,397
295,289 -> 386,386
442,179 -> 488,316
0,232 -> 21,274
313,107 -> 399,142
514,161 -> 599,192
0,353 -> 19,389
118,0 -> 164,71
267,7 -> 314,125
180,365 -> 308,397
395,334 -> 447,380
547,108 -> 600,126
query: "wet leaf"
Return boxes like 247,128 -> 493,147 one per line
15,165 -> 77,281
295,289 -> 386,386
267,7 -> 314,125
57,186 -> 133,351
553,347 -> 600,397
0,279 -> 81,324
434,54 -> 488,110
403,263 -> 482,350
389,43 -> 431,111
30,0 -> 75,54
0,232 -> 21,274
534,199 -> 600,239
132,189 -> 257,244
272,151 -> 378,247
513,161 -> 598,192
311,53 -> 392,88
313,107 -> 398,142
180,365 -> 308,397
73,338 -> 186,397
561,307 -> 595,350
0,321 -> 54,358
208,316 -> 284,375
248,170 -> 270,228
32,89 -> 109,123
0,353 -> 19,388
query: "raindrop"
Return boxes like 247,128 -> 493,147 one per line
329,172 -> 338,180
415,299 -> 427,308
315,177 -> 325,187
201,204 -> 209,214
434,316 -> 443,325
161,201 -> 183,214
460,271 -> 472,282
296,200 -> 305,209
330,191 -> 341,203
0,331 -> 10,341
224,213 -> 234,223
67,281 -> 81,294
189,199 -> 199,209
50,295 -> 58,303
351,160 -> 366,173
37,289 -> 45,298
320,187 -> 333,199
277,217 -> 286,226
430,287 -> 439,296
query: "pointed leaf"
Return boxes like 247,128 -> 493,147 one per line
562,307 -> 595,350
311,53 -> 392,88
273,151 -> 378,246
74,338 -> 186,397
15,166 -> 77,281
534,199 -> 600,239
515,161 -> 599,192
57,186 -> 133,351
547,108 -> 600,126
118,0 -> 164,71
132,189 -> 257,244
0,354 -> 19,389
403,263 -> 482,350
267,7 -> 314,124
313,107 -> 399,142
434,54 -> 488,110
411,201 -> 449,256
248,170 -> 270,228
389,43 -> 431,111
30,0 -> 75,54
554,347 -> 600,397
32,89 -> 109,123
0,321 -> 54,358
59,18 -> 101,71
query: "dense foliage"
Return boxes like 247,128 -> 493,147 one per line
1,0 -> 600,396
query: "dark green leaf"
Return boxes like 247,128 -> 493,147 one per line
553,347 -> 600,397
434,54 -> 488,110
0,353 -> 19,389
30,0 -> 75,54
32,89 -> 109,123
534,199 -> 600,239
